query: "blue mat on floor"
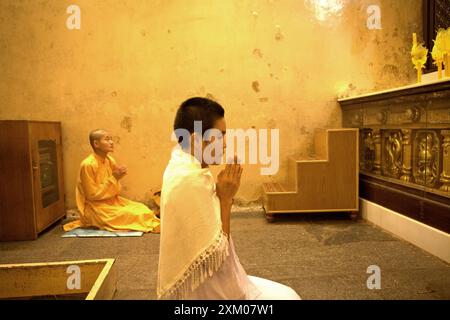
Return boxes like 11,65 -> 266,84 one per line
61,228 -> 143,238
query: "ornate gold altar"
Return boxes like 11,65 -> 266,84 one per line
339,79 -> 450,234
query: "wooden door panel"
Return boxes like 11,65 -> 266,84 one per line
0,121 -> 36,240
28,122 -> 65,232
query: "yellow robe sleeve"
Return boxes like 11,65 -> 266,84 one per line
80,163 -> 120,201
108,155 -> 118,171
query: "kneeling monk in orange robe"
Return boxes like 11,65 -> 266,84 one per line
63,129 -> 160,233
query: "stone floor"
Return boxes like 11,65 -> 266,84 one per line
1,210 -> 449,300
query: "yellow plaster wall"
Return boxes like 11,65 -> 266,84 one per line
0,0 -> 422,207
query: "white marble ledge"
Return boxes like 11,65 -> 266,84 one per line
338,73 -> 450,103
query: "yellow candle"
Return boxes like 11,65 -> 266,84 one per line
413,33 -> 417,46
438,61 -> 443,79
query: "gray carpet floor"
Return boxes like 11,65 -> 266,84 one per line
1,210 -> 449,300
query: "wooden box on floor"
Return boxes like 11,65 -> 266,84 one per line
0,259 -> 117,300
262,129 -> 359,221
0,120 -> 65,241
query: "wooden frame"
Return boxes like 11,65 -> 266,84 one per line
0,259 -> 116,300
423,0 -> 450,72
423,0 -> 436,72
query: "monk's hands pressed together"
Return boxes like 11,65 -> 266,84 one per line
113,165 -> 128,180
216,156 -> 243,204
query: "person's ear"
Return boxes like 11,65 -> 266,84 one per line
93,140 -> 100,149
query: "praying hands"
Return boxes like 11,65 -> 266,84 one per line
113,165 -> 128,180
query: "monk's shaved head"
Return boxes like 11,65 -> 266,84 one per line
89,129 -> 107,149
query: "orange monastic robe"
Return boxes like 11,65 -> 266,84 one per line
63,153 -> 160,233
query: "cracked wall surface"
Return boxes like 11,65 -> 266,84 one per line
0,0 -> 422,207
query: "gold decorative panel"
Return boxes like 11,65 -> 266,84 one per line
361,129 -> 376,172
413,130 -> 441,188
339,79 -> 450,200
382,130 -> 403,179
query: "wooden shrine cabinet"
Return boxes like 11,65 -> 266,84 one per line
339,79 -> 450,234
0,121 -> 65,241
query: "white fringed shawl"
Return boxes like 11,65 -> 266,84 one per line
157,148 -> 230,300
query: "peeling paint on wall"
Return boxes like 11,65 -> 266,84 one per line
252,81 -> 260,93
253,48 -> 263,58
206,93 -> 216,100
120,116 -> 132,133
0,0 -> 422,206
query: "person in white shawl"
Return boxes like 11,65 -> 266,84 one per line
157,97 -> 300,300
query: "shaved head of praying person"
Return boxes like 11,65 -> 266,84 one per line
63,129 -> 161,234
157,97 -> 301,300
